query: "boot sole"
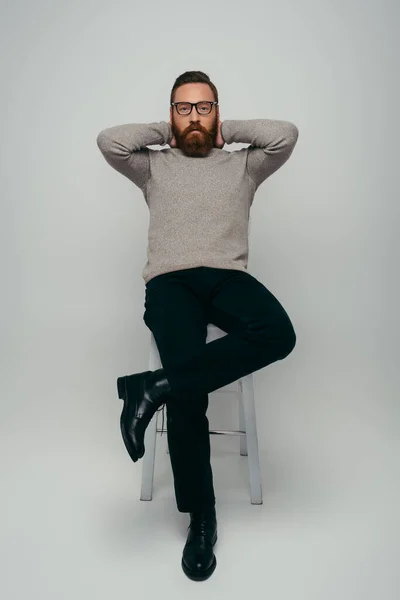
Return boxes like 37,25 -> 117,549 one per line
117,374 -> 146,463
181,533 -> 218,581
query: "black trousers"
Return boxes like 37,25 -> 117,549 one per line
142,266 -> 296,513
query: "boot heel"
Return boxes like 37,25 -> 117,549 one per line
117,376 -> 126,400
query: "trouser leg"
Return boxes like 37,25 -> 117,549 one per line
161,268 -> 296,399
143,276 -> 215,512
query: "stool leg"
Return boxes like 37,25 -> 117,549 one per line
140,333 -> 160,501
140,410 -> 158,500
238,388 -> 248,456
240,375 -> 263,505
163,405 -> 169,454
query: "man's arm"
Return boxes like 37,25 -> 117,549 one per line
221,119 -> 299,188
96,121 -> 172,190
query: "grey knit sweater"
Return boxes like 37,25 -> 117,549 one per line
96,119 -> 299,284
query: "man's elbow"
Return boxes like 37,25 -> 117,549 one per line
96,130 -> 109,153
285,122 -> 299,144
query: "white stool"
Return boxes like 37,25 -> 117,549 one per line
140,323 -> 263,504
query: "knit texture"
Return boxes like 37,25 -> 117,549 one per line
96,119 -> 299,284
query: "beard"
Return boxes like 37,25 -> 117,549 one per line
171,118 -> 218,157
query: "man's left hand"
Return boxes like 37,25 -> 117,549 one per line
215,119 -> 225,149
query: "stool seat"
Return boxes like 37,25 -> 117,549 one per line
140,323 -> 263,505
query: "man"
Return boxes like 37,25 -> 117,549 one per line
96,70 -> 299,581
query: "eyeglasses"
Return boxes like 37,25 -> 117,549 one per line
171,101 -> 218,116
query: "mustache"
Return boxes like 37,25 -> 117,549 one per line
186,126 -> 212,135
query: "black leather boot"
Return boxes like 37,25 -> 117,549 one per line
181,506 -> 218,581
117,368 -> 172,462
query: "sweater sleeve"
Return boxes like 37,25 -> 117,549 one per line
221,119 -> 299,188
96,121 -> 172,190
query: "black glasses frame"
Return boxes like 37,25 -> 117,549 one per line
171,101 -> 218,115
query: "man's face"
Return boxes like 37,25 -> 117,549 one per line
170,83 -> 219,158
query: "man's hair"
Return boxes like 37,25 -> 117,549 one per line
170,71 -> 219,105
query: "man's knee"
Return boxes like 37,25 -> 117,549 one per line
277,324 -> 296,359
254,318 -> 296,360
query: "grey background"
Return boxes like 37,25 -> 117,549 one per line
1,0 -> 399,597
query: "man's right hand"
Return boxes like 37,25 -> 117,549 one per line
168,122 -> 177,147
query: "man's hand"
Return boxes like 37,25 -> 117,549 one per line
215,118 -> 225,149
168,122 -> 177,147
